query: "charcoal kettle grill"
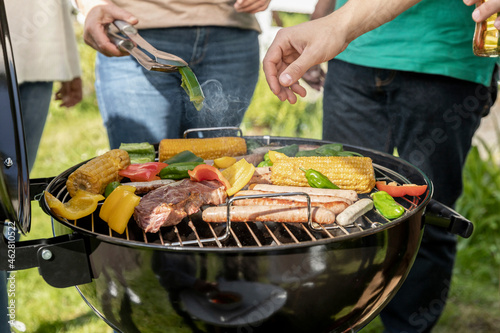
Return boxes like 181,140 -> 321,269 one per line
0,3 -> 474,332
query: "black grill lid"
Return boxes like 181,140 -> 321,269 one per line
0,0 -> 30,234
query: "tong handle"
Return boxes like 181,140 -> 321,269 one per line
113,20 -> 137,35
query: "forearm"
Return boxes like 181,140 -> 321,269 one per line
333,0 -> 422,44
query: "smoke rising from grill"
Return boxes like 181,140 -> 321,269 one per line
194,79 -> 248,137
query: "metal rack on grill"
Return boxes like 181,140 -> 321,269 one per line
45,161 -> 421,248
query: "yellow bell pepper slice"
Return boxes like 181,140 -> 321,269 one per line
268,150 -> 287,163
99,185 -> 140,234
221,158 -> 255,196
213,156 -> 237,169
45,190 -> 104,220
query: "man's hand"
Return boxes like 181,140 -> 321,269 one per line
77,0 -> 138,56
55,78 -> 83,108
262,16 -> 346,104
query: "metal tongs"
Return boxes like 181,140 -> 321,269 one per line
107,20 -> 188,72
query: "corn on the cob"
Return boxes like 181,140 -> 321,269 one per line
159,137 -> 247,161
271,156 -> 376,193
66,149 -> 130,197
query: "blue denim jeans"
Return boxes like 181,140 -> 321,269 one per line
96,27 -> 260,148
19,81 -> 53,171
323,59 -> 496,332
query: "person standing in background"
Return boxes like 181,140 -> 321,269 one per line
75,0 -> 270,149
264,0 -> 498,332
2,1 -> 82,331
6,0 -> 82,171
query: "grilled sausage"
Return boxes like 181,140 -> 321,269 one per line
249,184 -> 358,202
232,190 -> 350,214
336,198 -> 374,226
202,205 -> 336,224
234,190 -> 353,204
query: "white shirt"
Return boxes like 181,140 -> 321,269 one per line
5,0 -> 81,84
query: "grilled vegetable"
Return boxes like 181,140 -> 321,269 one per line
375,181 -> 428,197
66,149 -> 130,197
159,161 -> 204,180
163,150 -> 203,164
99,185 -> 140,234
119,142 -> 155,164
188,164 -> 231,189
45,190 -> 104,220
271,156 -> 376,194
300,167 -> 340,189
159,137 -> 247,161
179,66 -> 205,111
260,144 -> 300,167
268,150 -> 287,163
221,158 -> 255,196
104,181 -> 121,198
118,162 -> 168,182
257,159 -> 273,167
213,156 -> 237,169
371,190 -> 405,219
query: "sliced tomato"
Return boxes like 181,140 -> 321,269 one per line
375,181 -> 428,197
188,164 -> 231,189
118,162 -> 168,182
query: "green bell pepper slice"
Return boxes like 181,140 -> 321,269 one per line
300,168 -> 340,189
163,150 -> 204,164
179,66 -> 205,111
119,142 -> 155,164
159,162 -> 204,180
371,190 -> 405,219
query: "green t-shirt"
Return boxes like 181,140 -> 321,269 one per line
335,0 -> 497,86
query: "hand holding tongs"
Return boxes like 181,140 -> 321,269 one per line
107,20 -> 188,72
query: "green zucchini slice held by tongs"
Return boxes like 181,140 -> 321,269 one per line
108,20 -> 205,110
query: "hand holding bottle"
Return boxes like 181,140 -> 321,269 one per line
465,0 -> 500,28
465,0 -> 500,56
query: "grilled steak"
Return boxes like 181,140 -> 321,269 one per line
134,179 -> 227,233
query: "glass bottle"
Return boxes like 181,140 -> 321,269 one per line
473,0 -> 500,57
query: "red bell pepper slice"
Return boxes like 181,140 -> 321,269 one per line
118,162 -> 168,182
375,181 -> 428,197
188,164 -> 231,189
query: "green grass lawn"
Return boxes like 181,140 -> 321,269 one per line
10,20 -> 500,333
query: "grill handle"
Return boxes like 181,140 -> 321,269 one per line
423,199 -> 473,238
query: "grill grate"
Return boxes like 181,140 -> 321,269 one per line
48,163 -> 422,249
